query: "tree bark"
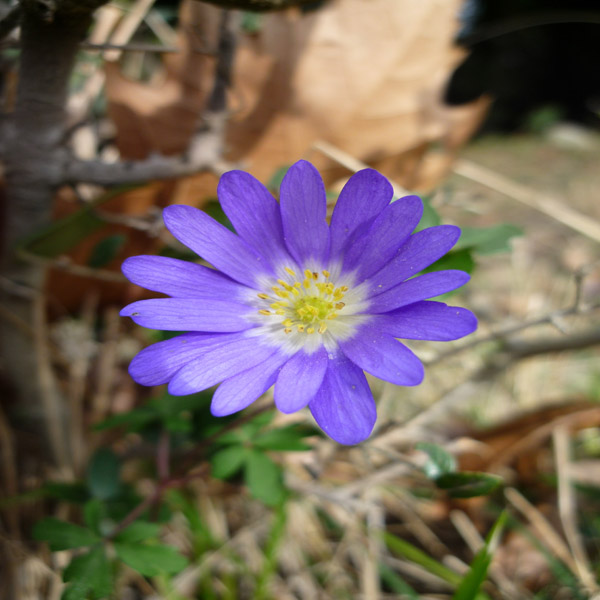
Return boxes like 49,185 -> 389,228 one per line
1,2 -> 108,467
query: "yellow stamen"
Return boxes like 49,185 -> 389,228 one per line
282,318 -> 293,327
318,323 -> 327,334
335,302 -> 345,310
312,272 -> 318,280
303,279 -> 311,289
304,269 -> 313,279
275,310 -> 285,315
306,327 -> 315,334
277,279 -> 293,291
297,324 -> 305,332
284,328 -> 292,334
257,293 -> 269,300
284,267 -> 296,277
322,270 -> 330,278
258,309 -> 271,316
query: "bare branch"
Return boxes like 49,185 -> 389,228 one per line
429,266 -> 600,365
61,10 -> 237,187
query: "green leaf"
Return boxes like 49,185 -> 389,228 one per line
203,200 -> 234,231
114,542 -> 188,576
241,11 -> 262,32
114,521 -> 161,544
43,481 -> 89,504
87,449 -> 121,500
435,472 -> 503,498
378,562 -> 419,598
245,450 -> 285,506
383,531 -> 461,586
83,498 -> 105,534
93,406 -> 158,432
425,248 -> 475,275
87,234 -> 126,268
452,512 -> 507,600
17,185 -> 137,258
456,224 -> 522,255
253,425 -> 312,451
414,196 -> 441,232
266,165 -> 291,193
211,445 -> 247,479
416,442 -> 457,479
62,546 -> 112,600
33,518 -> 99,551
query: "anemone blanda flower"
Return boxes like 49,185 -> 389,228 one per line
120,160 -> 476,444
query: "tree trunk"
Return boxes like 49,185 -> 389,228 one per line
0,2 -> 106,467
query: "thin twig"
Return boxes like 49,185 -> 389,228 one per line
553,426 -> 599,594
17,250 -> 127,282
310,140 -> 410,197
453,159 -> 600,243
431,261 -> 599,363
504,487 -> 578,573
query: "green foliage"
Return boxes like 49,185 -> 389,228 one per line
417,442 -> 502,498
241,11 -> 262,33
415,441 -> 457,479
414,195 -> 441,232
114,520 -> 162,544
267,165 -> 291,193
435,472 -> 503,499
452,512 -> 507,600
202,199 -> 234,232
62,546 -> 112,600
87,448 -> 121,500
211,444 -> 247,479
425,247 -> 476,275
245,449 -> 285,506
17,185 -> 137,258
87,234 -> 126,268
209,409 -> 314,505
456,224 -> 523,255
94,389 -> 216,438
33,518 -> 99,551
378,562 -> 419,597
114,542 -> 188,577
383,531 -> 462,586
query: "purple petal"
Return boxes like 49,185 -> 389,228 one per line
367,270 -> 471,313
274,347 -> 328,414
279,161 -> 330,265
211,351 -> 289,417
343,195 -> 423,280
120,298 -> 254,332
128,332 -> 239,386
167,335 -> 280,395
373,301 -> 478,340
339,323 -> 424,386
329,169 -> 393,257
362,225 -> 461,297
218,170 -> 292,264
309,354 -> 376,445
122,255 -> 247,299
163,205 -> 272,287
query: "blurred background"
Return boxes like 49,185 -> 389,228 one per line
0,0 -> 599,598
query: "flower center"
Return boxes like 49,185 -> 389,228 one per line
256,268 -> 348,335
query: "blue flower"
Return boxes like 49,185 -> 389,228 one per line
120,161 -> 476,444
